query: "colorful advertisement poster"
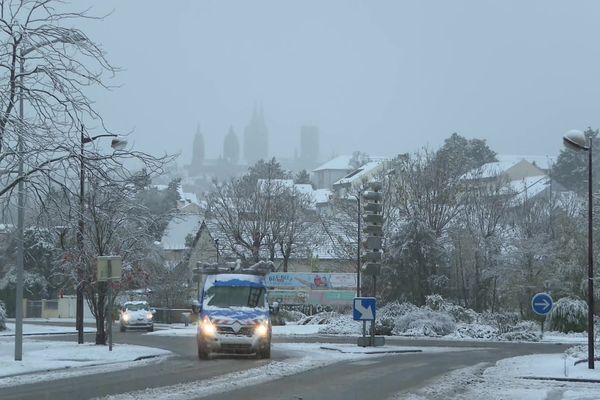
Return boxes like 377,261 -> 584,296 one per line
265,273 -> 357,290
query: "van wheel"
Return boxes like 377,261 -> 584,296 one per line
198,344 -> 210,360
120,325 -> 126,332
258,345 -> 271,359
147,325 -> 154,332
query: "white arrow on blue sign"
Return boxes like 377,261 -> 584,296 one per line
531,292 -> 553,316
353,297 -> 376,321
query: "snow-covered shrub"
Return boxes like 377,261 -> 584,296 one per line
278,309 -> 306,324
378,301 -> 419,319
318,314 -> 362,335
425,295 -> 476,323
498,321 -> 540,342
375,301 -> 420,335
451,323 -> 498,340
479,312 -> 519,334
394,309 -> 455,337
546,297 -> 587,333
297,311 -> 340,325
0,301 -> 6,331
375,318 -> 394,335
425,294 -> 445,311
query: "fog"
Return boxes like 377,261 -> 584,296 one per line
81,0 -> 600,166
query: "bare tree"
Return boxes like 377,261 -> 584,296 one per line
208,166 -> 315,269
447,170 -> 513,311
72,171 -> 162,344
0,1 -> 133,205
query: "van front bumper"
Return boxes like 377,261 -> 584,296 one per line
198,331 -> 270,354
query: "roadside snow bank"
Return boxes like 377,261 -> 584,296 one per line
0,339 -> 170,387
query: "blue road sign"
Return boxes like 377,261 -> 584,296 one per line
531,293 -> 554,316
353,297 -> 376,321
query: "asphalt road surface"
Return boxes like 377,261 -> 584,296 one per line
0,326 -> 570,400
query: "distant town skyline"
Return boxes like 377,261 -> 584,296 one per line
78,1 -> 600,166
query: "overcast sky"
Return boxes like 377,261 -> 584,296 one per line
80,0 -> 600,166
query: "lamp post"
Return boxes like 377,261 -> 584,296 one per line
563,129 -> 595,370
76,126 -> 126,344
356,193 -> 361,297
15,32 -> 85,360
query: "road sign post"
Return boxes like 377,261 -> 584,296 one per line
97,256 -> 122,351
531,292 -> 553,339
353,297 -> 385,347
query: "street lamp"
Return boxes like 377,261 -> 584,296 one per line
15,32 -> 86,361
563,129 -> 595,370
76,126 -> 127,344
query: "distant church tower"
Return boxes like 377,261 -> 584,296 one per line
223,126 -> 239,164
300,125 -> 319,166
190,125 -> 204,175
243,105 -> 269,164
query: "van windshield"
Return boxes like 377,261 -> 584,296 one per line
204,286 -> 266,309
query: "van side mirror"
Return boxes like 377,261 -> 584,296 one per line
270,301 -> 280,315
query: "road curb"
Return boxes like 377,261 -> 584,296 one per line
319,346 -> 423,354
522,376 -> 600,384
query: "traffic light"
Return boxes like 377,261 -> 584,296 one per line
362,181 -> 383,276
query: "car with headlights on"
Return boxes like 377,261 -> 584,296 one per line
119,301 -> 154,332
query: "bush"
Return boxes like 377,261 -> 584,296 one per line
0,301 -> 6,331
425,295 -> 477,323
297,311 -> 340,325
378,301 -> 419,319
278,309 -> 306,323
318,314 -> 362,335
498,321 -> 540,342
452,323 -> 498,340
394,309 -> 455,337
479,312 -> 519,334
546,297 -> 587,333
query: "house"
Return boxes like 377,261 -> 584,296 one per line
312,155 -> 354,189
462,155 -> 570,205
159,213 -> 204,264
332,160 -> 387,197
184,221 -> 219,274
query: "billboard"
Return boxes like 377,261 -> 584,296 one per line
265,273 -> 356,290
266,273 -> 356,308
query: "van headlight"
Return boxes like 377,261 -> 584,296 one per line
255,320 -> 269,337
122,314 -> 130,322
200,316 -> 216,336
146,312 -> 153,320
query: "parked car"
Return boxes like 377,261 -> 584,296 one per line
119,301 -> 154,332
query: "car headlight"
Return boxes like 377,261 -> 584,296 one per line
255,320 -> 269,337
122,314 -> 130,322
146,312 -> 153,320
200,316 -> 216,336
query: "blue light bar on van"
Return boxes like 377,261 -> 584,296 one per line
212,279 -> 265,288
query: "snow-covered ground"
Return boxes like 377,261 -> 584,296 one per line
399,353 -> 600,400
1,320 -> 597,399
1,322 -> 96,336
0,338 -> 171,387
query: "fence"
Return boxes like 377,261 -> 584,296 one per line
24,299 -> 59,318
152,308 -> 195,324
